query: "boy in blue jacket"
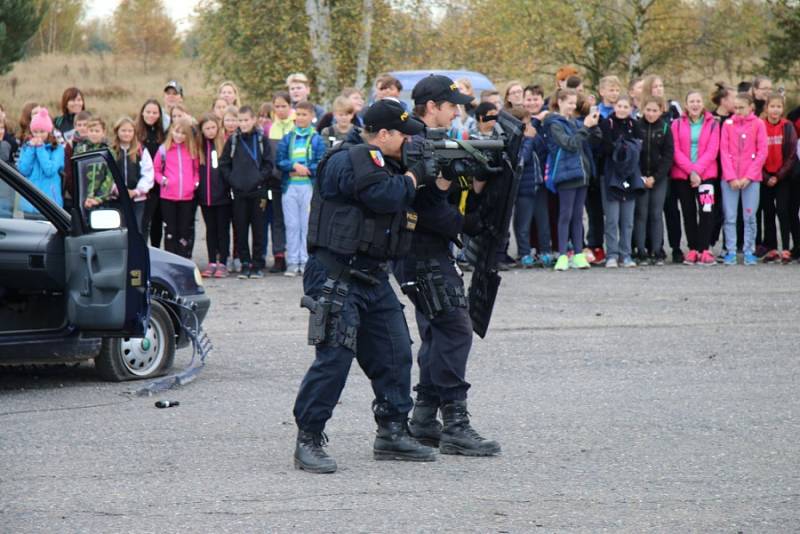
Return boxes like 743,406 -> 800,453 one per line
277,101 -> 327,276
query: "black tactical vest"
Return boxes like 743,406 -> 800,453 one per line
307,144 -> 417,260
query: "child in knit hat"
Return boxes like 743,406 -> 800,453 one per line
17,108 -> 65,218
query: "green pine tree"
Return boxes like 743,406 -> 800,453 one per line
0,0 -> 45,75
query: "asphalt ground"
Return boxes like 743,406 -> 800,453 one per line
2,254 -> 800,532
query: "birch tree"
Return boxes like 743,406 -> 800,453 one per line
305,0 -> 338,106
354,0 -> 374,91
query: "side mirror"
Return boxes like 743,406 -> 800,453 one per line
89,209 -> 121,231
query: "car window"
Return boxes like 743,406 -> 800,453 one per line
75,154 -> 125,230
0,174 -> 29,221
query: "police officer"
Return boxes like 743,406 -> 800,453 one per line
395,74 -> 501,456
293,99 -> 435,474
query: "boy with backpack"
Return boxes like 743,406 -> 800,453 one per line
219,105 -> 274,279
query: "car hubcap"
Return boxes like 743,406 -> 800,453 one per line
120,319 -> 164,376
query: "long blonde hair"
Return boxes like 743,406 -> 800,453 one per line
164,117 -> 199,159
112,116 -> 141,162
197,113 -> 224,165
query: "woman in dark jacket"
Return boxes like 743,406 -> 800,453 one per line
635,96 -> 675,264
53,87 -> 85,142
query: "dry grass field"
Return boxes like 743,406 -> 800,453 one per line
1,53 -> 215,130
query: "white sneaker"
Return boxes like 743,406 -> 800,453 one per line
233,258 -> 242,273
284,263 -> 299,277
605,258 -> 618,268
298,263 -> 305,275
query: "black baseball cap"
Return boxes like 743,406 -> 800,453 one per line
164,80 -> 183,96
411,74 -> 473,105
363,99 -> 425,135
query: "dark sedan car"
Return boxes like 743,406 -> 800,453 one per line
0,149 -> 210,381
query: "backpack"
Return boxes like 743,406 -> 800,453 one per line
230,131 -> 263,160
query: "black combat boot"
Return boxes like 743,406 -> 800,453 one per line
440,401 -> 501,457
373,420 -> 437,462
408,398 -> 442,447
294,430 -> 337,473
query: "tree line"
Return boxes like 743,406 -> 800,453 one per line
2,0 -> 799,104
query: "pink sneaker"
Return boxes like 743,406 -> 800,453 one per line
214,264 -> 228,278
683,250 -> 699,265
201,263 -> 217,278
699,250 -> 715,266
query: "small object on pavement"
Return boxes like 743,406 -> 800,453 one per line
155,400 -> 180,408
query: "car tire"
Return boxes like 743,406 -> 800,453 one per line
95,301 -> 176,381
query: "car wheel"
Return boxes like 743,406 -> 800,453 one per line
95,301 -> 176,381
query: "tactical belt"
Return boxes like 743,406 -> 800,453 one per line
315,249 -> 383,286
401,258 -> 467,320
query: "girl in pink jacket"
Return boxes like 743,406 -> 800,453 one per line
670,90 -> 720,265
719,93 -> 768,265
155,117 -> 200,258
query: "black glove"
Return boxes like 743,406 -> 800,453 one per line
462,212 -> 483,237
407,157 -> 438,188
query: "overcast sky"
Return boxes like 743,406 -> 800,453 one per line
86,0 -> 200,31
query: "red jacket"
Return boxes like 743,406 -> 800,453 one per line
762,118 -> 798,180
719,113 -> 768,182
670,111 -> 720,180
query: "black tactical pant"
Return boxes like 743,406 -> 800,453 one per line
394,253 -> 472,404
293,255 -> 414,433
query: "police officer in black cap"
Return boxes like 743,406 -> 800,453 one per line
395,74 -> 501,456
293,98 -> 436,473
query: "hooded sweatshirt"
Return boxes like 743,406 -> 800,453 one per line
719,112 -> 768,182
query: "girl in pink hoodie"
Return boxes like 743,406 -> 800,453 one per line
670,90 -> 720,265
719,93 -> 768,265
155,117 -> 200,258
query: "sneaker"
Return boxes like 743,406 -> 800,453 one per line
763,249 -> 780,263
538,253 -> 554,268
233,258 -> 242,273
653,255 -> 665,266
554,254 -> 569,271
754,245 -> 768,258
214,264 -> 229,278
744,252 -> 758,265
201,263 -> 217,278
298,263 -> 306,275
781,250 -> 792,264
571,252 -> 591,269
520,254 -> 535,268
284,264 -> 299,277
683,250 -> 699,265
582,248 -> 596,264
605,257 -> 619,268
249,268 -> 264,279
699,250 -> 716,266
723,252 -> 737,265
238,264 -> 252,279
622,257 -> 637,268
716,251 -> 727,264
590,247 -> 605,265
672,249 -> 685,264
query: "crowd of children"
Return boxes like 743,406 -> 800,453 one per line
2,68 -> 800,279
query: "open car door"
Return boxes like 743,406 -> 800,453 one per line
65,150 -> 150,336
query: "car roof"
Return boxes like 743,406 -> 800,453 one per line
368,69 -> 496,108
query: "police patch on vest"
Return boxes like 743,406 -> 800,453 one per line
369,150 -> 385,167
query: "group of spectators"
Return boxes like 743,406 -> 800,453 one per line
2,66 -> 799,277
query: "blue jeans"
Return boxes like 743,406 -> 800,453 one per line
634,177 -> 668,256
601,186 -> 636,260
513,189 -> 551,257
721,180 -> 760,255
557,186 -> 587,254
